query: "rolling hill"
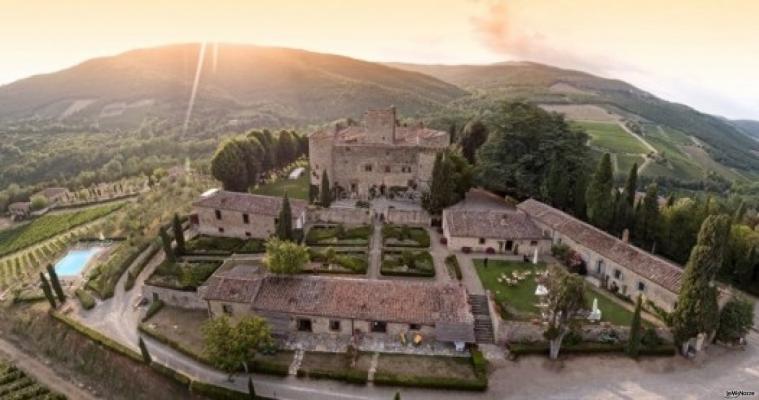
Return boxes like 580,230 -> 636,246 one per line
0,43 -> 466,129
390,62 -> 759,176
733,120 -> 759,141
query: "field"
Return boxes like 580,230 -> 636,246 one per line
251,169 -> 310,200
474,260 -> 637,326
0,203 -> 124,257
0,358 -> 66,399
573,121 -> 649,155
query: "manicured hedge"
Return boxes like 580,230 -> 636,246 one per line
87,240 -> 152,299
75,289 -> 96,310
373,371 -> 487,391
445,254 -> 462,280
508,341 -> 677,357
124,242 -> 161,291
51,310 -> 143,363
297,366 -> 367,384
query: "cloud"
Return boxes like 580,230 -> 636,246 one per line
470,0 -> 639,77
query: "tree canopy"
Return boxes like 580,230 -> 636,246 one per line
202,315 -> 272,375
543,265 -> 586,359
476,101 -> 589,212
585,153 -> 614,230
276,194 -> 293,240
263,238 -> 309,274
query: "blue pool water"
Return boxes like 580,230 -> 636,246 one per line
54,247 -> 103,277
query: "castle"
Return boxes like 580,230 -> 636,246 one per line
308,107 -> 449,199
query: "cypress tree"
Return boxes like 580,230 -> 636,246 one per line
248,377 -> 256,399
622,163 -> 638,208
39,272 -> 57,309
320,170 -> 331,207
172,214 -> 185,256
426,152 -> 455,214
585,153 -> 614,230
276,194 -> 293,240
159,227 -> 175,262
636,184 -> 660,248
46,264 -> 66,303
671,215 -> 731,346
138,337 -> 152,364
627,294 -> 643,357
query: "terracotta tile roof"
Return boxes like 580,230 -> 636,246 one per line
517,199 -> 683,293
252,276 -> 473,326
445,209 -> 543,240
193,190 -> 307,217
8,202 -> 31,212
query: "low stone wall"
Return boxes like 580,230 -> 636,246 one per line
386,209 -> 431,226
307,207 -> 371,225
143,284 -> 206,310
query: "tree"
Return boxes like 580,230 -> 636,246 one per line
424,148 -> 472,214
671,215 -> 731,347
320,170 -> 331,207
172,213 -> 185,256
543,265 -> 586,359
276,130 -> 298,167
203,315 -> 272,378
248,377 -> 256,400
585,153 -> 614,230
159,227 -> 175,262
39,272 -> 57,309
276,194 -> 293,240
139,337 -> 152,364
459,119 -> 488,164
627,294 -> 643,357
716,296 -> 755,343
634,184 -> 660,249
30,195 -> 48,211
263,238 -> 309,274
543,158 -> 570,211
476,102 -> 589,208
394,392 -> 401,400
46,264 -> 66,303
249,130 -> 277,171
615,163 -> 638,234
211,139 -> 249,192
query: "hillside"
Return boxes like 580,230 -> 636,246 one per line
390,62 -> 759,175
0,43 -> 466,130
733,120 -> 759,140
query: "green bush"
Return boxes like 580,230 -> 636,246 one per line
125,242 -> 161,291
145,260 -> 221,291
184,235 -> 265,255
373,371 -> 487,391
297,367 -> 368,384
445,254 -> 462,280
142,299 -> 164,322
382,225 -> 430,248
508,340 -> 676,357
305,225 -> 371,246
381,250 -> 435,277
75,289 -> 96,310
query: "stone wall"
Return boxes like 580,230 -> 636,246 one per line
331,145 -> 423,197
386,209 -> 431,226
307,207 -> 371,225
194,206 -> 304,240
445,236 -> 550,257
499,321 -> 673,345
308,133 -> 334,188
144,284 -> 206,310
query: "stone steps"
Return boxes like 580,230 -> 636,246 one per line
468,294 -> 495,344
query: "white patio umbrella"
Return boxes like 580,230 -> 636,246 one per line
535,284 -> 548,296
588,297 -> 602,322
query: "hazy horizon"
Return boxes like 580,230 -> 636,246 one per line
3,0 -> 758,120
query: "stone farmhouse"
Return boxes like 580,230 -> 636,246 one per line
517,198 -> 682,312
33,187 -> 70,204
308,107 -> 449,199
442,189 -> 550,256
7,202 -> 31,220
191,189 -> 307,240
202,261 -> 475,347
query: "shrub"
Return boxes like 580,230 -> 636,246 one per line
716,296 -> 755,343
641,328 -> 662,347
75,289 -> 96,310
142,299 -> 164,322
439,237 -> 447,245
563,330 -> 582,346
444,254 -> 462,280
485,247 -> 495,254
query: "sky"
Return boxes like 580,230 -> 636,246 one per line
2,0 -> 758,119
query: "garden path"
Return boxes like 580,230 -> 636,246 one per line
367,221 -> 383,279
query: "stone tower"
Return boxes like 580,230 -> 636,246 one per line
362,106 -> 396,145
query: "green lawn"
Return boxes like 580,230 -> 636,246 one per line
574,121 -> 648,155
0,203 -> 124,257
251,170 -> 310,200
474,260 -> 638,326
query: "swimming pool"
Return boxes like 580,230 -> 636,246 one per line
54,247 -> 104,277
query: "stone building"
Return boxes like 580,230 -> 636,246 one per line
203,261 -> 475,346
442,189 -> 550,256
308,107 -> 449,199
190,189 -> 307,240
517,199 -> 682,312
32,187 -> 70,204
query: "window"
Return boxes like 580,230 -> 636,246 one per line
297,319 -> 312,332
409,323 -> 421,330
222,304 -> 233,315
530,240 -> 538,246
245,232 -> 251,237
214,209 -> 222,220
638,281 -> 646,292
505,240 -> 514,251
364,164 -> 373,172
330,320 -> 341,331
385,165 -> 391,173
478,238 -> 486,245
218,227 -> 225,233
614,269 -> 622,279
242,213 -> 249,224
371,321 -> 387,333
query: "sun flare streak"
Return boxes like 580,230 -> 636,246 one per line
182,41 -> 207,135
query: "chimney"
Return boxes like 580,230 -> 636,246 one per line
621,229 -> 630,243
